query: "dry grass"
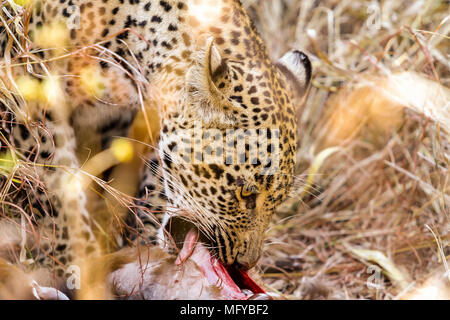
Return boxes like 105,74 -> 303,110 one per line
0,0 -> 449,300
245,0 -> 450,299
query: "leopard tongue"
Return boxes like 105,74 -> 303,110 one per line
174,229 -> 199,266
176,229 -> 264,299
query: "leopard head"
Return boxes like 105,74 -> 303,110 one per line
157,35 -> 311,270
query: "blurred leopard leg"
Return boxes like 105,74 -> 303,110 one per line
1,100 -> 101,284
126,154 -> 167,245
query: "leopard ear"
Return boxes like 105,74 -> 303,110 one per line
276,50 -> 312,93
186,37 -> 235,124
206,37 -> 226,83
190,36 -> 228,95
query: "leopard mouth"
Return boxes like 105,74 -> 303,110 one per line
164,217 -> 267,300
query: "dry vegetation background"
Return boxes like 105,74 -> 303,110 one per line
0,0 -> 449,300
243,0 -> 450,299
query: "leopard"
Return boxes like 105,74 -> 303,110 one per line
0,0 -> 311,293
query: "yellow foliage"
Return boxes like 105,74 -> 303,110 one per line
12,0 -> 34,6
16,75 -> 65,111
42,76 -> 65,106
0,150 -> 17,175
80,66 -> 106,98
111,139 -> 134,163
16,76 -> 43,102
33,21 -> 69,49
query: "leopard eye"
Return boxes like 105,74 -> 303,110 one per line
236,185 -> 257,201
241,185 -> 253,197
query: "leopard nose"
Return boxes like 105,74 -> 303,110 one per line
233,259 -> 251,271
235,249 -> 261,270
